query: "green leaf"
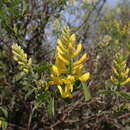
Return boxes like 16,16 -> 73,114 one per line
35,63 -> 51,73
0,106 -> 8,118
82,83 -> 92,101
22,0 -> 27,15
118,92 -> 130,100
47,98 -> 55,118
13,72 -> 25,82
98,90 -> 117,95
98,90 -> 130,100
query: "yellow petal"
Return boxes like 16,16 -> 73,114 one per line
48,81 -> 55,85
121,68 -> 129,78
58,53 -> 69,65
79,72 -> 90,82
58,85 -> 73,98
57,46 -> 64,55
112,67 -> 119,76
55,56 -> 67,74
23,68 -> 29,73
73,53 -> 87,66
73,43 -> 82,57
57,39 -> 67,52
110,76 -> 118,85
67,75 -> 75,82
52,65 -> 60,76
64,86 -> 73,98
28,58 -> 32,66
66,83 -> 73,92
68,43 -> 74,55
56,56 -> 66,68
58,85 -> 64,97
51,75 -> 63,85
70,34 -> 76,47
63,79 -> 71,84
121,77 -> 130,86
72,64 -> 83,74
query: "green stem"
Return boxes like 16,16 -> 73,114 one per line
69,58 -> 72,74
82,83 -> 92,101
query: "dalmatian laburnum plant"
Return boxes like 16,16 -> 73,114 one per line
111,53 -> 130,89
12,43 -> 32,73
49,26 -> 90,98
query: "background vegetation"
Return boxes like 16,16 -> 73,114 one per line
0,0 -> 130,129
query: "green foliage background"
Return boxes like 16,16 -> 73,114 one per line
0,0 -> 130,129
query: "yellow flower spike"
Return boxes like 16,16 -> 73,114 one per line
79,72 -> 90,82
111,53 -> 130,87
73,53 -> 87,66
50,26 -> 90,99
73,43 -> 82,57
121,78 -> 130,86
12,43 -> 32,73
52,65 -> 60,76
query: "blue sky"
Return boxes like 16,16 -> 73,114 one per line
107,0 -> 117,6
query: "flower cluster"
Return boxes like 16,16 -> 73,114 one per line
49,26 -> 90,98
12,43 -> 32,73
111,53 -> 130,87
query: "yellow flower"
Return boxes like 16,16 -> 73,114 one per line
121,78 -> 130,86
79,72 -> 90,82
52,65 -> 60,76
111,53 -> 130,87
58,53 -> 69,65
12,43 -> 32,73
72,64 -> 83,74
73,53 -> 87,66
57,46 -> 64,55
73,43 -> 82,57
110,76 -> 118,85
50,75 -> 63,85
58,85 -> 73,98
70,34 -> 76,47
57,39 -> 67,52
